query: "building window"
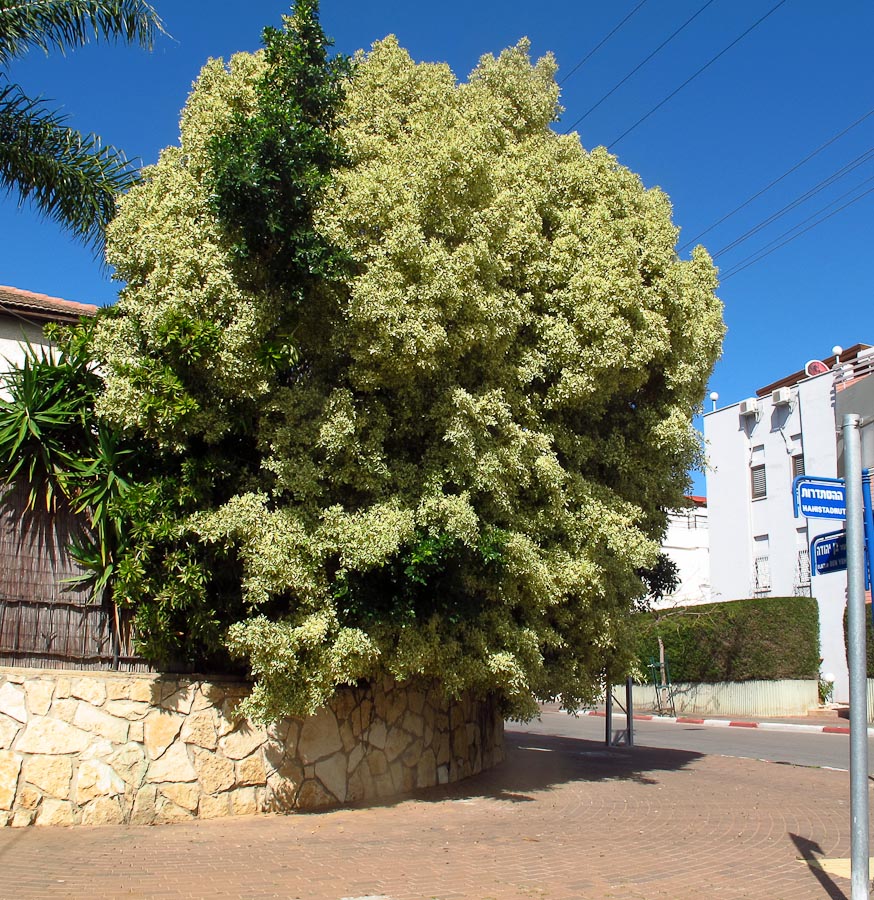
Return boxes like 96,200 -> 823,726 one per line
753,555 -> 771,596
751,464 -> 767,499
795,548 -> 811,597
792,453 -> 805,480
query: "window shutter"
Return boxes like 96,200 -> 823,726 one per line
751,464 -> 767,499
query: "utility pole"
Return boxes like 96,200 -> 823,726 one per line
842,414 -> 870,900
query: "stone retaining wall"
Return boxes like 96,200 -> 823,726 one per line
0,667 -> 504,827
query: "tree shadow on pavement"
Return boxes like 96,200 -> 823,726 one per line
790,833 -> 850,900
336,729 -> 705,813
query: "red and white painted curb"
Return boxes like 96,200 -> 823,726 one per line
581,709 -> 872,736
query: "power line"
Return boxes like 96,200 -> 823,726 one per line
607,0 -> 788,150
563,0 -> 718,135
679,108 -> 874,251
558,0 -> 650,87
720,183 -> 874,281
720,173 -> 874,274
713,147 -> 874,258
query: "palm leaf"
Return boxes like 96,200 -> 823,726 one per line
0,0 -> 165,66
0,81 -> 139,250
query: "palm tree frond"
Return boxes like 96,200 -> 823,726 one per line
0,0 -> 165,67
0,82 -> 140,251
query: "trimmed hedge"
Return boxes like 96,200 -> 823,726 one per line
630,596 -> 820,683
841,604 -> 874,678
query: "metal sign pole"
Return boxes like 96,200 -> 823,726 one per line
842,414 -> 870,900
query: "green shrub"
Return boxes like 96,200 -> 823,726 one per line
629,596 -> 819,683
841,603 -> 874,678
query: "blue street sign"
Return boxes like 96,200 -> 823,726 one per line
793,475 -> 846,519
811,530 -> 848,575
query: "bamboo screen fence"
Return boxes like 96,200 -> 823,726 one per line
0,481 -> 150,671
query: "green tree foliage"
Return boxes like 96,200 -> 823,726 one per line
0,0 -> 164,251
92,11 -> 723,721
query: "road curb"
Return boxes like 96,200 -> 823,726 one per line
580,709 -> 872,736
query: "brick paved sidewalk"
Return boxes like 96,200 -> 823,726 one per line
0,728 -> 865,900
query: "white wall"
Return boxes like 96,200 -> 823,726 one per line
704,370 -> 850,702
660,507 -> 710,605
0,317 -> 52,400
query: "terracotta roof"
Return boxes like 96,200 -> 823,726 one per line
0,285 -> 99,323
756,343 -> 872,397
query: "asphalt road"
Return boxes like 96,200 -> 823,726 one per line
509,705 -> 874,773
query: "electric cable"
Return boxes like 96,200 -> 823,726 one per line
679,107 -> 874,251
558,0 -> 650,86
562,0 -> 719,135
713,147 -> 874,258
720,172 -> 874,273
719,183 -> 874,281
607,0 -> 788,149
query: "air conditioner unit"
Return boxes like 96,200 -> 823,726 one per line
771,387 -> 792,406
738,398 -> 760,418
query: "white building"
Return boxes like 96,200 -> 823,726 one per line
704,344 -> 873,703
0,284 -> 97,397
660,497 -> 710,606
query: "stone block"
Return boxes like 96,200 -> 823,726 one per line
403,710 -> 425,737
11,808 -> 35,827
130,785 -> 157,825
24,680 -> 54,716
23,755 -> 72,800
236,754 -> 267,787
76,759 -> 125,804
54,678 -> 72,699
230,786 -> 259,816
266,773 -> 299,811
192,749 -> 235,795
386,690 -> 407,726
219,724 -> 266,760
74,702 -> 129,744
198,793 -> 230,819
146,742 -> 196,784
17,783 -> 41,810
160,685 -> 197,715
296,779 -> 335,810
108,743 -> 147,789
71,678 -> 107,707
0,716 -> 20,750
127,679 -> 158,703
384,726 -> 411,763
408,688 -> 426,715
49,698 -> 78,723
104,700 -> 150,721
416,749 -> 437,787
436,763 -> 450,785
180,709 -> 218,749
347,742 -> 365,774
401,737 -> 424,769
158,782 -> 200,811
80,796 -> 124,826
17,719 -> 91,755
155,796 -> 194,824
0,683 -> 27,724
366,720 -> 387,751
314,753 -> 348,803
144,711 -> 183,760
35,799 -> 75,827
366,749 -> 388,777
298,707 -> 342,763
129,722 -> 144,743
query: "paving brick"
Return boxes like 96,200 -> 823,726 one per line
0,728 -> 867,899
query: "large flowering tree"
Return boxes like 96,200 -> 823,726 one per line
91,2 -> 723,721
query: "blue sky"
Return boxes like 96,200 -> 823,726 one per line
2,1 -> 872,493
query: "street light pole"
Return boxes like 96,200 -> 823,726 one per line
842,413 -> 870,900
